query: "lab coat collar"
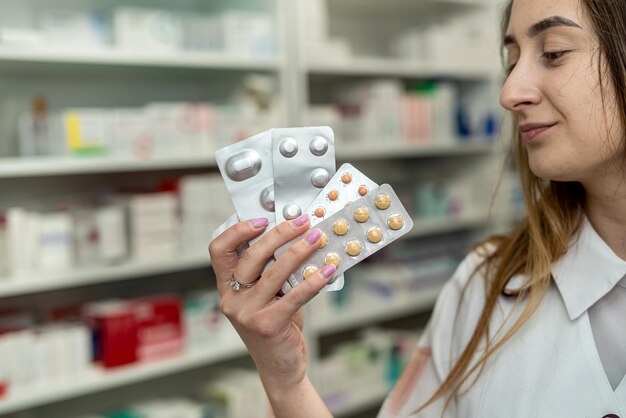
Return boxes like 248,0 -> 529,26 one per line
551,216 -> 626,321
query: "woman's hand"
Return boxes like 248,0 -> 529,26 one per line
208,214 -> 336,393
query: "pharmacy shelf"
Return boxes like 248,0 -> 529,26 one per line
306,57 -> 494,79
0,255 -> 212,298
311,283 -> 444,334
0,142 -> 493,178
0,154 -> 217,178
327,384 -> 389,417
0,337 -> 248,415
325,0 -> 488,23
336,141 -> 493,160
407,214 -> 488,239
0,48 -> 280,71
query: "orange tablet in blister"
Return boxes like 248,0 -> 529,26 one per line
328,190 -> 339,201
375,193 -> 391,210
341,172 -> 352,184
314,207 -> 326,218
303,266 -> 318,279
345,240 -> 362,256
324,253 -> 341,268
367,226 -> 383,243
332,219 -> 350,236
354,206 -> 370,223
358,185 -> 368,196
387,214 -> 405,230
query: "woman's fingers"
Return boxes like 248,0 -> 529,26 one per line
252,227 -> 324,301
233,214 -> 312,287
208,217 -> 269,294
274,264 -> 336,318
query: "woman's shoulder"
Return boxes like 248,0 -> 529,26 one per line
426,243 -> 498,357
442,242 -> 497,301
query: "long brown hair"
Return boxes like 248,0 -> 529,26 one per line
415,0 -> 626,413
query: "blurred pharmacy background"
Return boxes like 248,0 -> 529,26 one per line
0,0 -> 521,417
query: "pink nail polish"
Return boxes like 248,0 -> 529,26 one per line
251,217 -> 269,228
321,264 -> 336,278
293,214 -> 309,227
306,229 -> 322,245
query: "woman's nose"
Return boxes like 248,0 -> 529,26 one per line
499,63 -> 542,111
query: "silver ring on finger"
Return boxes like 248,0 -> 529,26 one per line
230,274 -> 259,291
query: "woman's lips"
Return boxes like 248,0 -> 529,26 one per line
519,123 -> 557,142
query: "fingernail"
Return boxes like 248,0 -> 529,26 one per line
306,229 -> 322,245
251,217 -> 269,228
292,214 -> 309,227
321,264 -> 336,279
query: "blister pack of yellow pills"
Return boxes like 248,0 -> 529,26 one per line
281,183 -> 413,293
274,162 -> 377,293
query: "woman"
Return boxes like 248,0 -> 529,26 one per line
209,0 -> 626,415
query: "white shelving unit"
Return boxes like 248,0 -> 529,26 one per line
312,283 -> 444,335
0,337 -> 247,416
337,141 -> 494,160
0,1 -> 286,416
0,0 -> 506,416
0,48 -> 280,71
0,142 -> 490,178
0,255 -> 211,298
0,142 -> 493,179
306,57 -> 494,79
0,155 -> 217,178
408,214 -> 489,239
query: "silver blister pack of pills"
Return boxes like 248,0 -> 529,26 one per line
281,184 -> 414,294
215,129 -> 275,223
272,127 -> 336,224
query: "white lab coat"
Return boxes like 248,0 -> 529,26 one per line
378,217 -> 626,417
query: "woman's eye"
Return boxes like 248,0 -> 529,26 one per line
542,50 -> 568,62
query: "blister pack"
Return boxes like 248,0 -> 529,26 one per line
281,184 -> 413,294
272,127 -> 336,224
274,163 -> 378,257
215,129 -> 275,224
306,163 -> 378,227
274,163 -> 377,293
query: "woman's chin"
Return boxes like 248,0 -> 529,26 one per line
529,161 -> 578,183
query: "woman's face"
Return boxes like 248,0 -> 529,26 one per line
500,0 -> 624,183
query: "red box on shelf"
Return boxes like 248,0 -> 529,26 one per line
132,294 -> 184,361
0,379 -> 7,398
83,300 -> 138,369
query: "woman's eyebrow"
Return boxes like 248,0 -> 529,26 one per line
503,15 -> 582,46
527,15 -> 582,37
